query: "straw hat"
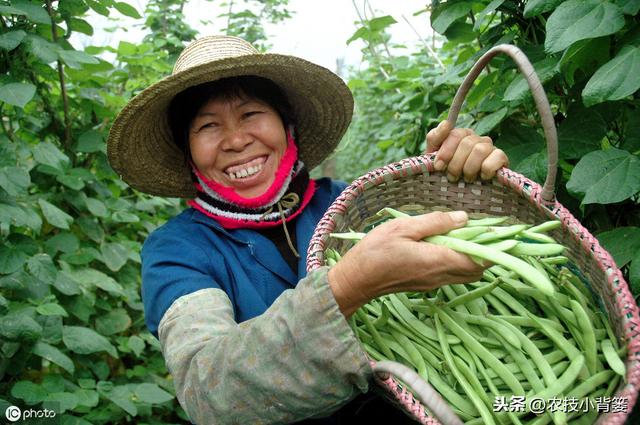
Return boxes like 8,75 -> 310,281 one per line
107,35 -> 354,198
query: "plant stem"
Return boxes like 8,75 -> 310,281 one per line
45,0 -> 72,151
401,14 -> 444,69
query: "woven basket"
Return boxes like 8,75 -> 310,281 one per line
306,44 -> 640,425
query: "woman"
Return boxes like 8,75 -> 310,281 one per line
107,35 -> 508,424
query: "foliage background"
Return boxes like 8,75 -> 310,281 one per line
0,0 -> 639,424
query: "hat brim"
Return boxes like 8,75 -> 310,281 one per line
107,54 -> 354,198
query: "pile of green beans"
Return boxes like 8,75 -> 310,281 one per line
325,208 -> 627,425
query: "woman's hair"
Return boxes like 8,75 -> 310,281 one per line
168,76 -> 295,162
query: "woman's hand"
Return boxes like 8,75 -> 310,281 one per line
425,120 -> 508,182
327,211 -> 485,317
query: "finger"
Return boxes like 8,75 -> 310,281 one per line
426,120 -> 452,153
445,135 -> 491,181
462,142 -> 494,183
393,210 -> 468,241
480,148 -> 509,180
433,128 -> 474,171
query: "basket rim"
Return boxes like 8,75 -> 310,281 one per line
306,153 -> 640,425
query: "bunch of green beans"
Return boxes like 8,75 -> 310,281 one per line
325,208 -> 627,425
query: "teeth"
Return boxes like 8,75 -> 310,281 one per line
228,163 -> 263,180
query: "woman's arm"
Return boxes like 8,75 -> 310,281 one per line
157,266 -> 371,425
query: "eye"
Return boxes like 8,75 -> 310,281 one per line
242,110 -> 262,119
198,122 -> 218,131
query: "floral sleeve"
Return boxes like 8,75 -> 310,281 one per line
157,266 -> 372,425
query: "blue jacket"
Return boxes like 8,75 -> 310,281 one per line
141,177 -> 347,338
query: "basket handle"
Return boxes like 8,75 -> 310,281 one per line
446,44 -> 558,203
372,361 -> 464,425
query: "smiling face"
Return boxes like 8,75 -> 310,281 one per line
188,95 -> 288,199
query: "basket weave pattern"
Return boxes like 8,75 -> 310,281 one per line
307,154 -> 640,425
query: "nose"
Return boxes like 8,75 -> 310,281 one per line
221,126 -> 253,152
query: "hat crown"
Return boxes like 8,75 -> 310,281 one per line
173,35 -> 260,74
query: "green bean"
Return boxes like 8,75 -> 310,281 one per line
567,369 -> 614,398
533,354 -> 585,401
491,316 -> 557,387
470,224 -> 530,244
385,295 -> 460,344
508,242 -> 565,257
569,299 -> 598,375
435,314 -> 498,425
486,239 -> 520,252
437,307 -> 525,395
391,332 -> 428,381
328,231 -> 366,240
446,308 -> 521,349
467,216 -> 509,226
446,278 -> 502,309
518,229 -> 557,243
445,226 -> 488,240
426,235 -> 555,295
483,293 -> 512,315
372,303 -> 391,327
493,332 -> 544,393
602,338 -> 626,376
358,309 -> 395,361
497,315 -> 565,334
528,220 -> 562,233
441,285 -> 470,314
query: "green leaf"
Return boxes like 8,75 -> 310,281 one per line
77,217 -> 104,243
504,57 -> 559,102
474,0 -> 505,31
107,385 -> 137,416
566,148 -> 640,205
27,253 -> 57,284
559,37 -> 610,86
37,302 -> 68,317
114,1 -> 142,18
100,242 -> 129,271
0,166 -> 30,196
117,40 -> 137,56
44,392 -> 79,414
32,142 -> 70,171
112,211 -> 140,223
57,172 -> 85,191
524,0 -> 565,17
53,272 -> 81,296
96,308 -> 131,335
67,268 -> 125,296
58,50 -> 100,69
514,151 -> 548,184
134,383 -> 174,404
596,227 -> 640,267
25,34 -> 60,64
85,0 -> 109,16
85,197 -> 108,217
558,104 -> 607,159
39,199 -> 73,230
0,312 -> 42,341
0,30 -> 26,50
128,335 -> 145,356
496,120 -> 545,168
45,232 -> 80,254
431,1 -> 472,34
0,5 -> 26,16
12,0 -> 50,24
76,130 -> 104,153
0,82 -> 36,108
545,0 -> 625,53
74,388 -> 99,408
368,15 -> 396,31
473,107 -> 508,136
0,245 -> 28,274
62,326 -> 118,358
32,341 -> 75,374
614,0 -> 640,14
11,381 -> 48,405
69,18 -> 94,36
582,45 -> 640,106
